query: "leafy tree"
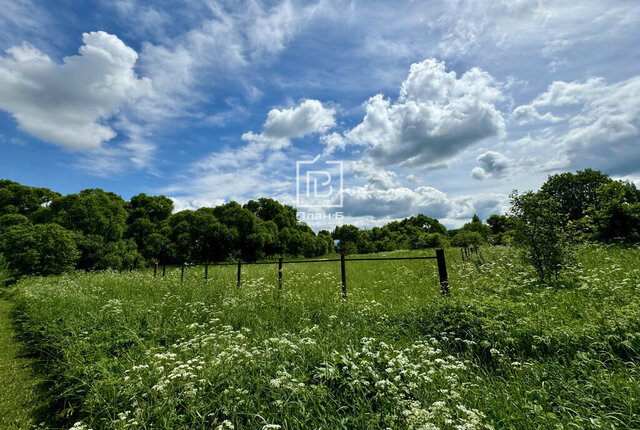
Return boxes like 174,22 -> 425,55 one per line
588,181 -> 640,243
332,225 -> 362,253
510,191 -> 571,283
486,214 -> 509,235
0,180 -> 60,216
49,189 -> 128,242
125,194 -> 174,262
540,169 -> 612,222
0,213 -> 31,228
0,223 -> 79,276
451,231 -> 483,248
460,214 -> 492,239
244,198 -> 298,230
416,233 -> 449,248
318,230 -> 335,253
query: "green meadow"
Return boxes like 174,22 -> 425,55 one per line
5,245 -> 640,429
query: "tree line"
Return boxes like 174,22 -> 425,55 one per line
1,168 -> 639,279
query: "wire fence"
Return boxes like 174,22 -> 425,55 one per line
143,249 -> 451,299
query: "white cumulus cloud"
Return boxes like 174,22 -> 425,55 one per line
471,151 -> 511,179
0,31 -> 151,151
242,99 -> 335,148
346,58 -> 505,170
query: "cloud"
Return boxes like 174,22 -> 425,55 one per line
346,59 -> 505,170
242,99 -> 335,148
522,75 -> 640,175
0,31 -> 151,151
165,98 -> 335,207
512,104 -> 562,124
340,182 -> 507,226
137,0 -> 319,115
471,151 -> 511,179
320,132 -> 346,155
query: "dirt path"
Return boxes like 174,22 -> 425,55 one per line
0,299 -> 44,429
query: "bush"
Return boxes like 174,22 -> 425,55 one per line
509,191 -> 572,283
451,231 -> 483,248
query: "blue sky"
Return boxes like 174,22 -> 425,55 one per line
1,0 -> 639,229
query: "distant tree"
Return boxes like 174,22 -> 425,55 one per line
451,231 -> 483,248
332,225 -> 362,253
460,214 -> 492,239
510,191 -> 571,283
318,230 -> 335,253
588,181 -> 640,243
244,198 -> 298,230
486,214 -> 510,235
416,233 -> 449,248
540,169 -> 612,222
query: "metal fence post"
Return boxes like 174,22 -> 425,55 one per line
153,262 -> 158,278
237,260 -> 242,288
278,257 -> 283,291
180,263 -> 185,283
436,249 -> 449,297
341,251 -> 347,300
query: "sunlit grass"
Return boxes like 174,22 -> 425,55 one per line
9,245 -> 640,429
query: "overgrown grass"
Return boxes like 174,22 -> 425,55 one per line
8,245 -> 640,429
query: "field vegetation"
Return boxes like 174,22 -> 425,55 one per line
7,245 -> 640,429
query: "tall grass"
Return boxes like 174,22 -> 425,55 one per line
9,246 -> 640,429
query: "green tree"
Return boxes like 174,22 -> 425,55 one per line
589,181 -> 640,243
49,189 -> 128,242
451,231 -> 483,248
0,223 -> 79,276
0,180 -> 60,216
486,214 -> 509,235
460,214 -> 492,239
540,169 -> 612,222
510,191 -> 571,283
332,225 -> 362,253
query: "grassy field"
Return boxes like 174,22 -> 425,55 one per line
6,245 -> 640,429
0,299 -> 45,429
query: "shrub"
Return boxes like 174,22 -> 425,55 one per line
451,231 -> 483,248
509,191 -> 572,283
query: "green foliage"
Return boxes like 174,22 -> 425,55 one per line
49,189 -> 128,242
0,179 -> 60,216
8,246 -> 640,429
588,181 -> 640,243
0,223 -> 79,276
332,215 -> 448,253
451,230 -> 484,247
0,254 -> 12,288
540,169 -> 612,222
486,214 -> 509,235
509,191 -> 572,283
